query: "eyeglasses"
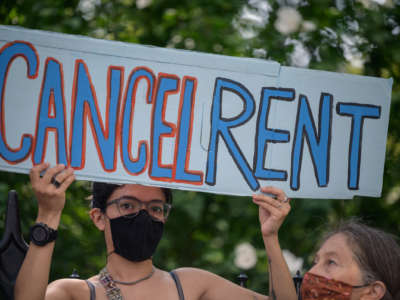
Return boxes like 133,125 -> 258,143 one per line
104,196 -> 172,221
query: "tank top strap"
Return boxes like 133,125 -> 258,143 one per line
169,270 -> 185,300
85,280 -> 96,300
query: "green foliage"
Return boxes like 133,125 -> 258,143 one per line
1,0 -> 399,294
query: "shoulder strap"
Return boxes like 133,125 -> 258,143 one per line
170,271 -> 185,300
85,280 -> 96,300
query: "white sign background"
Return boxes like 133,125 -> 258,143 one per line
0,26 -> 392,198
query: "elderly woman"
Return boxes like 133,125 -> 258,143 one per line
301,220 -> 400,300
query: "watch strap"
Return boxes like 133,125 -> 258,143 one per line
29,222 -> 58,246
47,224 -> 58,241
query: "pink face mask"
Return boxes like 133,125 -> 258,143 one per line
301,272 -> 369,300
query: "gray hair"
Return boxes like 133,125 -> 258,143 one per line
321,220 -> 400,300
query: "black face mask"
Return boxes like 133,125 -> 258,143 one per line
109,210 -> 164,262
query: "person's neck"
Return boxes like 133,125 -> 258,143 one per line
106,254 -> 154,282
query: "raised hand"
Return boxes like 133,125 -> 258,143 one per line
252,186 -> 291,239
29,163 -> 75,227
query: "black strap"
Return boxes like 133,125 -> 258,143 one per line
85,280 -> 96,300
170,271 -> 185,300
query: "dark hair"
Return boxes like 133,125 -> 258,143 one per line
91,182 -> 173,211
322,220 -> 400,300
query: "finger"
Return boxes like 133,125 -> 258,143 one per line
30,163 -> 50,183
54,167 -> 74,184
59,172 -> 75,191
260,186 -> 288,202
253,193 -> 291,211
42,164 -> 66,183
253,193 -> 282,209
253,197 -> 282,216
254,197 -> 291,219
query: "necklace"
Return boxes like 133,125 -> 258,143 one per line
113,267 -> 155,285
99,266 -> 156,300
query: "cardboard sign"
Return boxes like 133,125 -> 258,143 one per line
0,26 -> 392,198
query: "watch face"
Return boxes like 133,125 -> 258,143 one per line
32,225 -> 48,242
30,223 -> 57,246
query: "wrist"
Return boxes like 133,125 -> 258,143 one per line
36,211 -> 62,229
30,222 -> 58,246
262,234 -> 279,247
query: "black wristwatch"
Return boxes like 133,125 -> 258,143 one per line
29,222 -> 58,246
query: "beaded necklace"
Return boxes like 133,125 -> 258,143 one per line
99,266 -> 155,300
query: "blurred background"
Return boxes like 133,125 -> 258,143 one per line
1,0 -> 399,294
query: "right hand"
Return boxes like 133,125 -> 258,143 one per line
30,163 -> 75,223
252,186 -> 291,239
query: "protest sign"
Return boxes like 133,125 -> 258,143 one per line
0,26 -> 392,198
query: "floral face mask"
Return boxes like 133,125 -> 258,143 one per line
301,272 -> 369,300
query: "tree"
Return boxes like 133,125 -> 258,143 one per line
0,0 -> 399,293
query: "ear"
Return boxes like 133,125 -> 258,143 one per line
361,281 -> 386,300
90,208 -> 106,231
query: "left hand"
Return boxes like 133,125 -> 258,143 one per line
252,186 -> 291,238
30,163 -> 75,227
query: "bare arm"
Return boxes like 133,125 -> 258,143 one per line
180,186 -> 296,300
14,163 -> 75,300
266,235 -> 294,300
254,186 -> 297,300
174,268 -> 269,300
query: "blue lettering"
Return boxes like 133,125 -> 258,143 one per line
0,42 -> 37,163
33,59 -> 68,165
254,88 -> 294,181
291,93 -> 332,190
205,78 -> 258,190
337,103 -> 381,189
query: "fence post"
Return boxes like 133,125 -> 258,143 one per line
237,272 -> 248,288
0,190 -> 29,300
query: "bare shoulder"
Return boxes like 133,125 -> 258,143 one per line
172,267 -> 219,283
172,267 -> 245,285
170,268 -> 218,299
172,268 -> 269,300
173,267 -> 212,276
46,278 -> 91,300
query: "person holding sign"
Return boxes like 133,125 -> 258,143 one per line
14,163 -> 297,300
